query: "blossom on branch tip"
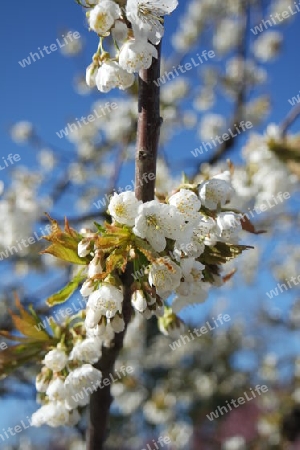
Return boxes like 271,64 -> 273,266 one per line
126,0 -> 178,44
88,0 -> 121,35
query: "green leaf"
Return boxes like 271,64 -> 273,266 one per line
94,222 -> 106,233
41,214 -> 89,265
42,243 -> 87,265
47,271 -> 86,307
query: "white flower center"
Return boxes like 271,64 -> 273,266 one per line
146,215 -> 160,229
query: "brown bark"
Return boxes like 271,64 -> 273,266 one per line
135,43 -> 162,202
87,264 -> 133,450
87,43 -> 162,449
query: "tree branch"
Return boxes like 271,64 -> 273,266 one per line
192,1 -> 249,178
135,43 -> 162,202
87,263 -> 133,450
86,43 -> 162,449
280,102 -> 300,136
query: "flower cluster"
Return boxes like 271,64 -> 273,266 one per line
31,340 -> 102,427
82,0 -> 178,92
75,173 -> 247,345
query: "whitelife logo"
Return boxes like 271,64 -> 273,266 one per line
250,1 -> 300,35
288,90 -> 300,106
169,314 -> 231,351
18,31 -> 81,68
70,366 -> 134,404
266,275 -> 300,299
153,50 -> 215,87
191,121 -> 253,158
206,385 -> 269,421
56,102 -> 118,139
0,153 -> 21,170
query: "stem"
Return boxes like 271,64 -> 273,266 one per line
87,264 -> 133,450
280,102 -> 300,137
86,44 -> 162,449
135,43 -> 162,202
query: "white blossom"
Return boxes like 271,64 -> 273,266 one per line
112,20 -> 129,42
78,238 -> 92,257
222,436 -> 246,450
253,31 -> 282,62
96,60 -> 135,92
133,200 -> 186,252
126,0 -> 178,44
35,373 -> 49,393
64,364 -> 102,409
67,409 -> 81,426
108,191 -> 142,226
46,378 -> 66,402
194,217 -> 219,246
119,39 -> 158,73
131,290 -> 147,312
213,19 -> 241,55
180,258 -> 204,282
149,260 -> 182,295
43,348 -> 68,373
31,402 -> 70,427
88,254 -> 103,278
216,212 -> 242,243
80,279 -> 95,297
198,114 -> 226,141
172,282 -> 208,312
86,284 -> 123,321
69,337 -> 102,364
110,314 -> 125,332
168,189 -> 201,221
88,1 -> 121,35
198,178 -> 234,210
10,121 -> 33,143
86,63 -> 98,88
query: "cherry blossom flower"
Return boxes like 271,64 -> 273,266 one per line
126,0 -> 178,44
96,60 -> 135,92
43,348 -> 68,373
88,0 -> 121,35
119,39 -> 158,73
108,191 -> 142,226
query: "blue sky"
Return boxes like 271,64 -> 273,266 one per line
1,1 -> 300,165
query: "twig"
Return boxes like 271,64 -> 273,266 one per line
86,43 -> 162,450
280,103 -> 300,137
192,0 -> 249,178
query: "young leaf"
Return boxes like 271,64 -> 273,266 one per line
41,214 -> 89,265
47,271 -> 86,307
